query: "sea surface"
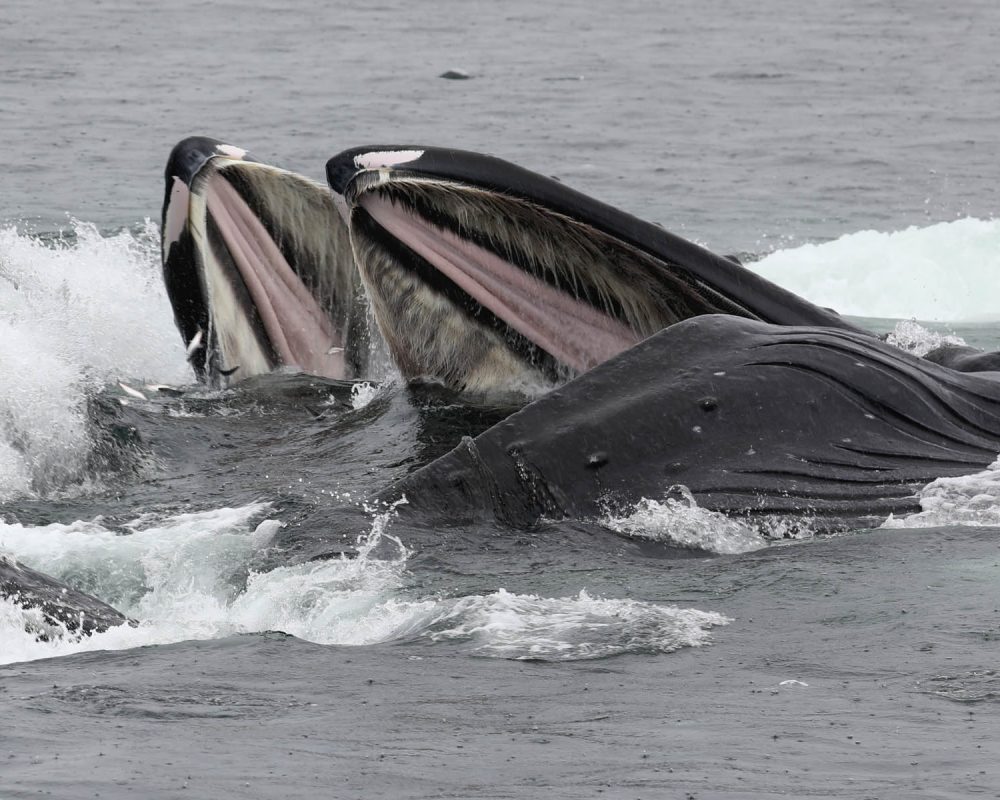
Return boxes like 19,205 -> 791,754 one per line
2,1 -> 1000,798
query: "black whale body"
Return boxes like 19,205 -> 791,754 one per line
0,554 -> 132,637
384,315 -> 1000,530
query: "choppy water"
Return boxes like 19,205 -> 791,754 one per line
2,1 -> 1000,798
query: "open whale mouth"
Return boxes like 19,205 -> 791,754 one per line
162,137 -> 363,385
326,146 -> 863,393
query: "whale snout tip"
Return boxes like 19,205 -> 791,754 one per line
326,153 -> 355,198
165,136 -> 249,186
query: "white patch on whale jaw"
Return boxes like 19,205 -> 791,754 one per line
215,144 -> 248,160
353,150 -> 425,171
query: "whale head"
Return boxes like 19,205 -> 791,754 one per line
162,137 -> 366,385
326,146 -> 856,395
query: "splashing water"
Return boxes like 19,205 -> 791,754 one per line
0,220 -> 190,499
349,381 -> 381,410
750,217 -> 1000,322
885,319 -> 966,357
0,502 -> 414,664
0,498 -> 730,665
882,456 -> 1000,528
603,489 -> 770,554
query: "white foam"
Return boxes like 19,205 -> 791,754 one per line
0,503 -> 278,663
0,221 -> 191,499
0,500 -> 729,664
419,588 -> 730,660
882,456 -> 1000,529
603,489 -> 769,554
750,218 -> 1000,322
349,381 -> 381,410
0,501 -> 431,664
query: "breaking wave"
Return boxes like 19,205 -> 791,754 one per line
750,217 -> 1000,322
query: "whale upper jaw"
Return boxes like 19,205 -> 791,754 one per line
326,146 -> 866,395
162,137 -> 364,385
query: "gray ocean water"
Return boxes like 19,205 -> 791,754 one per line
4,0 -> 1000,247
2,1 -> 1000,798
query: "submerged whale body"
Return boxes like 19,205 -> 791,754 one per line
325,145 -> 867,393
161,137 -> 370,385
385,315 -> 1000,530
0,554 -> 131,637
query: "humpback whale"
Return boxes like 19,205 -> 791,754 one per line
325,146 -> 867,393
158,137 -> 1000,533
383,315 -> 1000,530
162,140 -> 870,395
1,553 -> 131,637
162,137 -> 368,385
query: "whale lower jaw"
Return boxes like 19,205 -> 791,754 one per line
187,168 -> 291,382
342,176 -> 695,394
349,207 -> 561,396
162,139 -> 365,386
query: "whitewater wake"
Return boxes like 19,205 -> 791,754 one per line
0,503 -> 728,665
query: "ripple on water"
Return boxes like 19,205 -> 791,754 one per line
916,670 -> 1000,704
38,683 -> 308,720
